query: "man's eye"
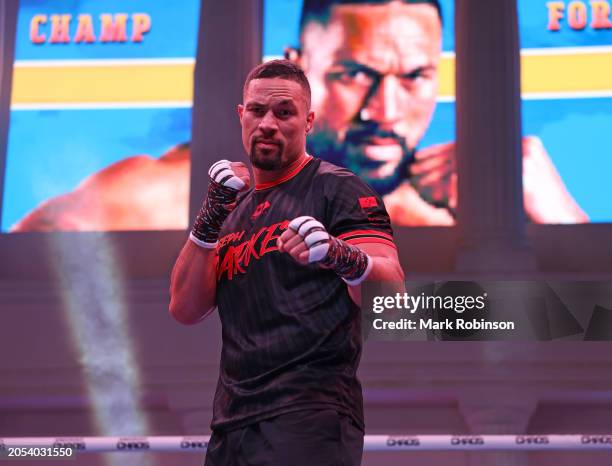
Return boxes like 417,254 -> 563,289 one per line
400,69 -> 432,86
330,69 -> 373,86
405,71 -> 422,80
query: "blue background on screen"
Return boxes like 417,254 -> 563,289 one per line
519,1 -> 612,48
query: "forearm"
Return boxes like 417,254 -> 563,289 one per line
169,160 -> 248,324
366,253 -> 405,282
347,247 -> 405,306
169,239 -> 218,325
321,236 -> 404,283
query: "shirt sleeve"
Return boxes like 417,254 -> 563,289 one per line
323,170 -> 395,249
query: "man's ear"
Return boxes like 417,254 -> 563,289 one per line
284,46 -> 301,63
237,104 -> 244,122
306,110 -> 315,133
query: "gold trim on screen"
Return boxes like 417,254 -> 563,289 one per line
11,59 -> 194,106
437,47 -> 612,99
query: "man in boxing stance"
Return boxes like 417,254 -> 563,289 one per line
169,59 -> 404,465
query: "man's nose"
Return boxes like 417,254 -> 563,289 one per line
258,110 -> 278,133
362,75 -> 403,126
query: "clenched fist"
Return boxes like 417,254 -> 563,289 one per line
209,160 -> 251,192
190,159 -> 252,248
277,216 -> 330,265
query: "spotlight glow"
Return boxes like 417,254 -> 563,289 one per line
50,233 -> 149,466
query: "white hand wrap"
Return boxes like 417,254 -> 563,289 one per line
288,216 -> 330,263
190,160 -> 244,249
288,215 -> 372,285
208,159 -> 245,191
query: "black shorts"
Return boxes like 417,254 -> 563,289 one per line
204,409 -> 364,466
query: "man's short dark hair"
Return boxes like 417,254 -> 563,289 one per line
300,0 -> 443,31
244,59 -> 312,109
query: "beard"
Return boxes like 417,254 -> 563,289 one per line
307,124 -> 415,196
249,141 -> 285,171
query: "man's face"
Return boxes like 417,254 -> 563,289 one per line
239,78 -> 314,171
299,2 -> 441,193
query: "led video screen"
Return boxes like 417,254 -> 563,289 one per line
3,0 -> 611,232
264,0 -> 612,225
1,0 -> 200,232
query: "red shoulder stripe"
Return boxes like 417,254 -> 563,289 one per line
344,237 -> 397,249
337,229 -> 394,241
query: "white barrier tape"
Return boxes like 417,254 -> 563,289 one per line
2,435 -> 612,452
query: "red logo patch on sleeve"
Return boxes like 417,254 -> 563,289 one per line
359,196 -> 378,209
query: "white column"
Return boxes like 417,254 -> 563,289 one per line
454,0 -> 536,273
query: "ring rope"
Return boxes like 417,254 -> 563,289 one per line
2,434 -> 612,452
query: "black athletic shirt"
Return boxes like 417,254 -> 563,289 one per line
211,156 -> 395,432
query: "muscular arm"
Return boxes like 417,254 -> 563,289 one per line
169,240 -> 218,325
355,242 -> 403,281
168,160 -> 249,325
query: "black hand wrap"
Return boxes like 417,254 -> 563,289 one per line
321,236 -> 372,286
190,179 -> 239,248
